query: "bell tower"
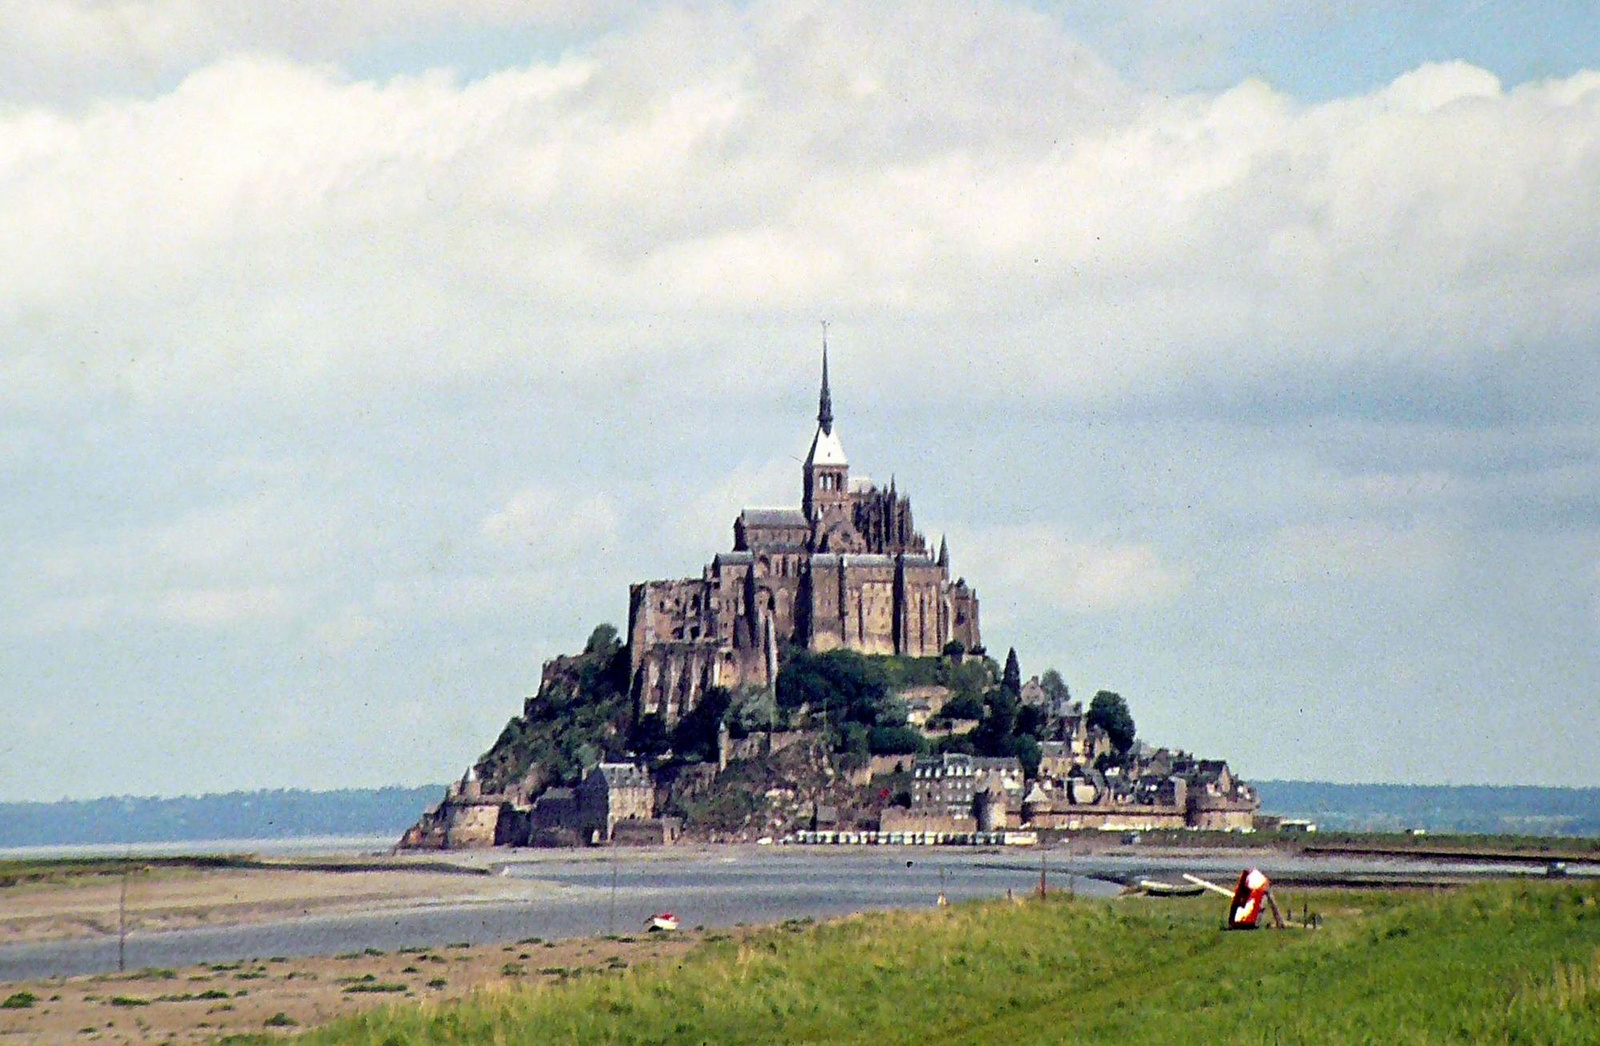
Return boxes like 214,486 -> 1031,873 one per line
802,330 -> 850,528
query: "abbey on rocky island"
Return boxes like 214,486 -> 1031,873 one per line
627,346 -> 982,723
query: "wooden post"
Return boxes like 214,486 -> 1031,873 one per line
117,862 -> 128,973
1265,890 -> 1286,930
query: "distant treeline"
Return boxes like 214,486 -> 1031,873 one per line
1255,781 -> 1600,837
0,786 -> 447,848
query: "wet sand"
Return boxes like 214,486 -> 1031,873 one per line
0,859 -> 701,1041
0,930 -> 698,1043
0,865 -> 555,945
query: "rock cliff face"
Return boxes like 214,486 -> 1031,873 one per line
478,630 -> 633,798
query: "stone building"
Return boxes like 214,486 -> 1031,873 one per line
628,347 -> 981,723
576,762 -> 656,842
908,754 -> 1024,820
397,767 -> 516,850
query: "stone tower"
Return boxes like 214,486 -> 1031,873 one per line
802,343 -> 852,547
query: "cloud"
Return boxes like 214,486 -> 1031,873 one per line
2,9 -> 1596,425
310,608 -> 381,656
481,486 -> 619,553
4,1 -> 1600,797
960,525 -> 1191,614
1266,520 -> 1460,585
4,488 -> 335,634
0,0 -> 625,103
1378,61 -> 1503,112
151,584 -> 294,626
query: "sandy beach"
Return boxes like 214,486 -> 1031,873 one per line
0,858 -> 696,1042
0,864 -> 555,946
0,928 -> 698,1043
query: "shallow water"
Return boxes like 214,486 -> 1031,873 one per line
0,835 -> 397,862
0,849 -> 1106,980
0,847 -> 1584,982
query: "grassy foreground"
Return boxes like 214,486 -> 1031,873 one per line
235,881 -> 1600,1046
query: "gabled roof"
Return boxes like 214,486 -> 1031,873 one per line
740,507 -> 808,527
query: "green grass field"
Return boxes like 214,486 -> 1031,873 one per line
233,880 -> 1600,1045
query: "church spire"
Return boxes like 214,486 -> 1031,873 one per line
818,322 -> 834,436
937,535 -> 949,568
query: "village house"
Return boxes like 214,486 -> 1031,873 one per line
576,762 -> 656,843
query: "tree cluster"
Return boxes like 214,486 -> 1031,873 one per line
776,649 -> 929,756
1087,690 -> 1137,756
477,624 -> 632,792
479,622 -> 1143,794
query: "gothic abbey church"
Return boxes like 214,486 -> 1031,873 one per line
628,349 -> 982,723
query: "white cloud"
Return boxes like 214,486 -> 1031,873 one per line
4,1 -> 1600,797
23,593 -> 116,634
1266,520 -> 1460,585
0,0 -> 622,103
310,608 -> 381,656
1,8 -> 1595,419
481,486 -> 618,553
961,525 -> 1190,614
4,488 -> 338,634
1378,61 -> 1502,113
665,456 -> 797,554
151,584 -> 294,626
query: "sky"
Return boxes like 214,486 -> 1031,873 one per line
3,0 -> 1599,801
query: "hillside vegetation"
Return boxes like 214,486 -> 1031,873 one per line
473,622 -> 1094,801
239,880 -> 1600,1045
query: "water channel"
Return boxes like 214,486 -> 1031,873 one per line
0,846 -> 1582,982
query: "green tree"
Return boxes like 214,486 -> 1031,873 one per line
937,733 -> 977,755
584,623 -> 622,658
873,694 -> 910,729
942,639 -> 965,660
628,713 -> 672,760
1002,648 -> 1022,697
868,724 -> 928,755
1040,668 -> 1070,707
1016,704 -> 1048,740
1087,690 -> 1136,755
941,692 -> 984,721
945,658 -> 993,704
726,686 -> 777,737
477,623 -> 633,791
975,688 -> 1019,758
672,687 -> 732,762
776,649 -> 889,723
1011,735 -> 1042,779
